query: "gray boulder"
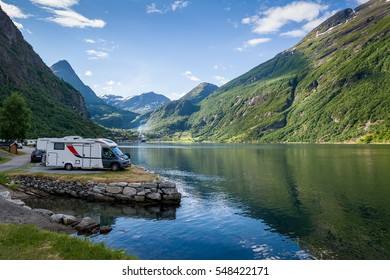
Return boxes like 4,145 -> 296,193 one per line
159,181 -> 176,188
51,214 -> 65,224
146,192 -> 161,201
34,208 -> 54,216
106,186 -> 123,194
123,187 -> 137,196
75,217 -> 100,233
93,185 -> 106,194
6,199 -> 25,206
63,215 -> 80,226
0,191 -> 10,199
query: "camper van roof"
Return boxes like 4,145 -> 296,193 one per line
94,139 -> 118,147
63,136 -> 83,140
49,138 -> 95,144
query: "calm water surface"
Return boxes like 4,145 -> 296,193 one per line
26,144 -> 390,259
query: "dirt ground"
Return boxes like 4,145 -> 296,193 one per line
0,185 -> 74,234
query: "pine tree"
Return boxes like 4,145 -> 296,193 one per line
0,92 -> 31,141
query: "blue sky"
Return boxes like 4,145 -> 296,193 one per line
0,0 -> 369,100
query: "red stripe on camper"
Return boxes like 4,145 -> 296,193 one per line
67,145 -> 81,157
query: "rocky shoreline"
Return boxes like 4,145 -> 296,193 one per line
0,185 -> 74,234
1,174 -> 181,235
0,186 -> 110,234
12,175 -> 181,205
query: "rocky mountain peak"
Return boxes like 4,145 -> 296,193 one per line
313,8 -> 355,35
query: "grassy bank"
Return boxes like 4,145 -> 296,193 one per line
0,224 -> 136,260
6,164 -> 159,184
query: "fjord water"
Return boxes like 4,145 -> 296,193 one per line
26,144 -> 390,259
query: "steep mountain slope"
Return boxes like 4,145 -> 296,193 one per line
51,60 -> 102,105
148,0 -> 389,143
144,82 -> 218,136
51,60 -> 138,129
0,6 -> 104,138
181,82 -> 219,104
101,92 -> 171,114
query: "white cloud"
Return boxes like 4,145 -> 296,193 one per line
0,1 -> 30,19
171,1 -> 189,11
280,10 -> 337,37
30,0 -> 105,28
30,0 -> 78,9
107,80 -> 116,86
146,3 -> 165,14
356,0 -> 370,4
246,38 -> 271,47
213,75 -> 229,85
84,38 -> 96,44
85,70 -> 93,77
245,1 -> 329,34
147,1 -> 189,14
182,71 -> 200,82
242,17 -> 251,24
86,49 -> 108,59
83,38 -> 117,59
235,37 -> 271,52
47,8 -> 105,28
280,29 -> 306,37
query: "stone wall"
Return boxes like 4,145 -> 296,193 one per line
12,175 -> 181,205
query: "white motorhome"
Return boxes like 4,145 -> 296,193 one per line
45,138 -> 131,171
37,136 -> 82,151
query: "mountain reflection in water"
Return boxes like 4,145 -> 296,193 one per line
24,143 -> 390,260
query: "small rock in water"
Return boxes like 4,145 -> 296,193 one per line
99,226 -> 113,234
75,217 -> 100,233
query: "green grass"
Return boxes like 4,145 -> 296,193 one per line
0,224 -> 136,260
0,172 -> 10,185
0,172 -> 20,190
0,157 -> 10,164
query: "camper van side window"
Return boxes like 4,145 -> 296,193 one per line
54,143 -> 65,150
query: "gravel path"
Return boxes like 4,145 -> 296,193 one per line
0,147 -> 34,172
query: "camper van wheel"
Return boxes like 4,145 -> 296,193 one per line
111,163 -> 120,172
64,163 -> 73,171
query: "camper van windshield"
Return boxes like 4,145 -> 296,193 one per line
111,147 -> 124,157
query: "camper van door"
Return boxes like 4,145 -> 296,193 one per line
47,152 -> 58,166
82,144 -> 92,168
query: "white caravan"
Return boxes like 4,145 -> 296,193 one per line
45,138 -> 130,171
25,139 -> 37,146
